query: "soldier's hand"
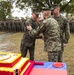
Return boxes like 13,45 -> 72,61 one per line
63,43 -> 67,47
42,35 -> 44,40
27,25 -> 32,31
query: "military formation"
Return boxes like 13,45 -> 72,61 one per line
0,19 -> 26,32
0,15 -> 73,33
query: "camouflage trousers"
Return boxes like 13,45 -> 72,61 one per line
20,45 -> 35,60
59,43 -> 64,62
48,51 -> 62,62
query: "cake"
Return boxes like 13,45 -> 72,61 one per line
0,52 -> 30,75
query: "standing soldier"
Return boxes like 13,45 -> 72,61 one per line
16,20 -> 18,32
0,21 -> 1,31
0,20 -> 3,31
15,20 -> 18,32
14,20 -> 17,32
18,20 -> 21,32
10,20 -> 13,32
12,20 -> 15,32
69,16 -> 74,32
5,20 -> 8,32
2,21 -> 4,31
4,21 -> 7,32
21,19 -> 26,32
20,20 -> 23,32
8,20 -> 12,32
52,4 -> 70,62
27,7 -> 61,62
20,8 -> 40,60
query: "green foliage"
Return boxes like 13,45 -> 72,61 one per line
0,1 -> 13,20
65,0 -> 74,14
16,0 -> 74,14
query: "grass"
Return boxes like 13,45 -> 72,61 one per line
63,33 -> 74,75
0,32 -> 74,75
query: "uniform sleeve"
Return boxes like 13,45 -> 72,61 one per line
64,19 -> 70,43
30,22 -> 45,36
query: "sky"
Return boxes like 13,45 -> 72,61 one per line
11,3 -> 32,19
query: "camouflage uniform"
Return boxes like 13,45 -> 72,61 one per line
20,18 -> 39,60
0,21 -> 3,31
29,16 -> 61,62
8,20 -> 12,32
18,22 -> 21,32
52,15 -> 70,61
14,21 -> 17,32
21,20 -> 25,32
5,21 -> 9,32
4,21 -> 7,31
1,21 -> 4,31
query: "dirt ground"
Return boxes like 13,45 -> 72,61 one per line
0,32 -> 74,75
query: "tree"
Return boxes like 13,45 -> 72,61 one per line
16,0 -> 74,14
65,0 -> 74,14
0,1 -> 13,20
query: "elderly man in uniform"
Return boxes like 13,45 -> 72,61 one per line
20,8 -> 41,60
27,7 -> 61,62
52,4 -> 70,62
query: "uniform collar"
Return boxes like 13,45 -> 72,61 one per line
48,15 -> 52,18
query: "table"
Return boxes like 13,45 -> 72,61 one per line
29,62 -> 67,75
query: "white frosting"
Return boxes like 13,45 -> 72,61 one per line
0,54 -> 20,63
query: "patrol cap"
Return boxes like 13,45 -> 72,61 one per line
42,7 -> 51,11
32,8 -> 39,15
51,4 -> 60,10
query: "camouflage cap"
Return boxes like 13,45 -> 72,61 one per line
42,7 -> 51,11
32,8 -> 39,15
51,4 -> 60,10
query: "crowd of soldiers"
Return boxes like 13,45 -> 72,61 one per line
0,13 -> 74,33
0,19 -> 26,32
0,17 -> 74,32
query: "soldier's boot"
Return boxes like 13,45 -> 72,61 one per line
58,50 -> 63,62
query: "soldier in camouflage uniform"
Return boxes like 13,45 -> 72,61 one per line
69,16 -> 74,32
0,21 -> 3,31
27,7 -> 61,62
5,20 -> 8,32
1,21 -> 4,31
3,21 -> 7,32
18,21 -> 21,32
8,20 -> 12,32
21,19 -> 26,32
52,4 -> 70,62
20,8 -> 40,60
